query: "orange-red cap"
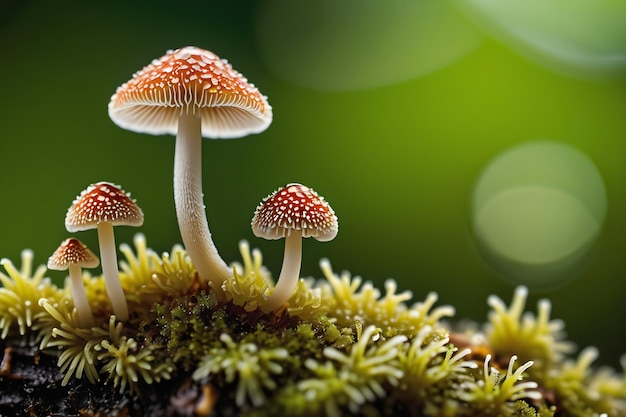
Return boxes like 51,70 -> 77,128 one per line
65,182 -> 144,232
252,183 -> 338,241
109,46 -> 272,139
47,238 -> 100,270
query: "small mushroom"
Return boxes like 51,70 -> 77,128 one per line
65,182 -> 144,321
251,183 -> 338,312
108,46 -> 272,287
47,238 -> 99,328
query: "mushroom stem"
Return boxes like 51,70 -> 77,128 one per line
67,264 -> 95,328
264,232 -> 303,312
96,222 -> 129,321
175,112 -> 232,286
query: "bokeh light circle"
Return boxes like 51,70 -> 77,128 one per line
472,141 -> 607,290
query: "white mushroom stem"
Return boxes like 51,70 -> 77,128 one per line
67,264 -> 95,328
264,232 -> 303,312
96,222 -> 129,321
175,112 -> 232,286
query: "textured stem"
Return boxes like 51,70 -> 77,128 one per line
97,222 -> 129,321
174,112 -> 231,287
68,265 -> 94,328
264,233 -> 302,312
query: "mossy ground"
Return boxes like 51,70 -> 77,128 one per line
0,235 -> 624,417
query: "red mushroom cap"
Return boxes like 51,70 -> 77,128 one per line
108,46 -> 272,139
48,238 -> 100,270
251,183 -> 338,242
65,182 -> 144,232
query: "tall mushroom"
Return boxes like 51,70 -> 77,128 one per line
251,183 -> 338,312
65,182 -> 144,321
108,46 -> 273,287
48,238 -> 99,328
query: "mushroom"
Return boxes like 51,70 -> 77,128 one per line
251,183 -> 338,312
47,238 -> 99,328
108,46 -> 273,287
65,182 -> 144,321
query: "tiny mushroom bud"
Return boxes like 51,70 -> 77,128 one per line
251,183 -> 338,312
108,46 -> 273,287
65,182 -> 144,321
47,238 -> 99,328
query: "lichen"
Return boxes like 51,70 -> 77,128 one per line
0,236 -> 625,416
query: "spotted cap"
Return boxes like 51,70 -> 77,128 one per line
47,238 -> 100,270
65,182 -> 144,232
251,183 -> 338,242
108,46 -> 272,139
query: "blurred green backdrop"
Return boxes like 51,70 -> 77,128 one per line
1,0 -> 625,365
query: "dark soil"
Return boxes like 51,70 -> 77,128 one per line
0,338 -> 175,417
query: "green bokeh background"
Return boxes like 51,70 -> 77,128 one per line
1,1 -> 625,365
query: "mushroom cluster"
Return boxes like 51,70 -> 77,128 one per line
49,47 -> 333,325
64,182 -> 144,321
50,182 -> 143,324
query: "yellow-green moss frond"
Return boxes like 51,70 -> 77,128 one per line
231,240 -> 273,286
94,315 -> 173,393
120,233 -> 199,302
512,400 -> 556,417
319,258 -> 454,338
192,332 -> 289,407
38,298 -> 102,385
152,244 -> 198,296
96,335 -> 173,394
38,302 -> 173,393
0,250 -> 62,339
547,346 -> 619,416
80,273 -> 112,319
486,286 -> 574,372
119,233 -> 154,284
224,242 -> 331,319
459,354 -> 541,416
289,360 -> 359,417
585,355 -> 626,410
285,277 -> 330,321
324,324 -> 406,385
292,325 -> 406,416
222,241 -> 271,311
398,325 -> 477,408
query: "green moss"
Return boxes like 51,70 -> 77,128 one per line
0,236 -> 624,416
